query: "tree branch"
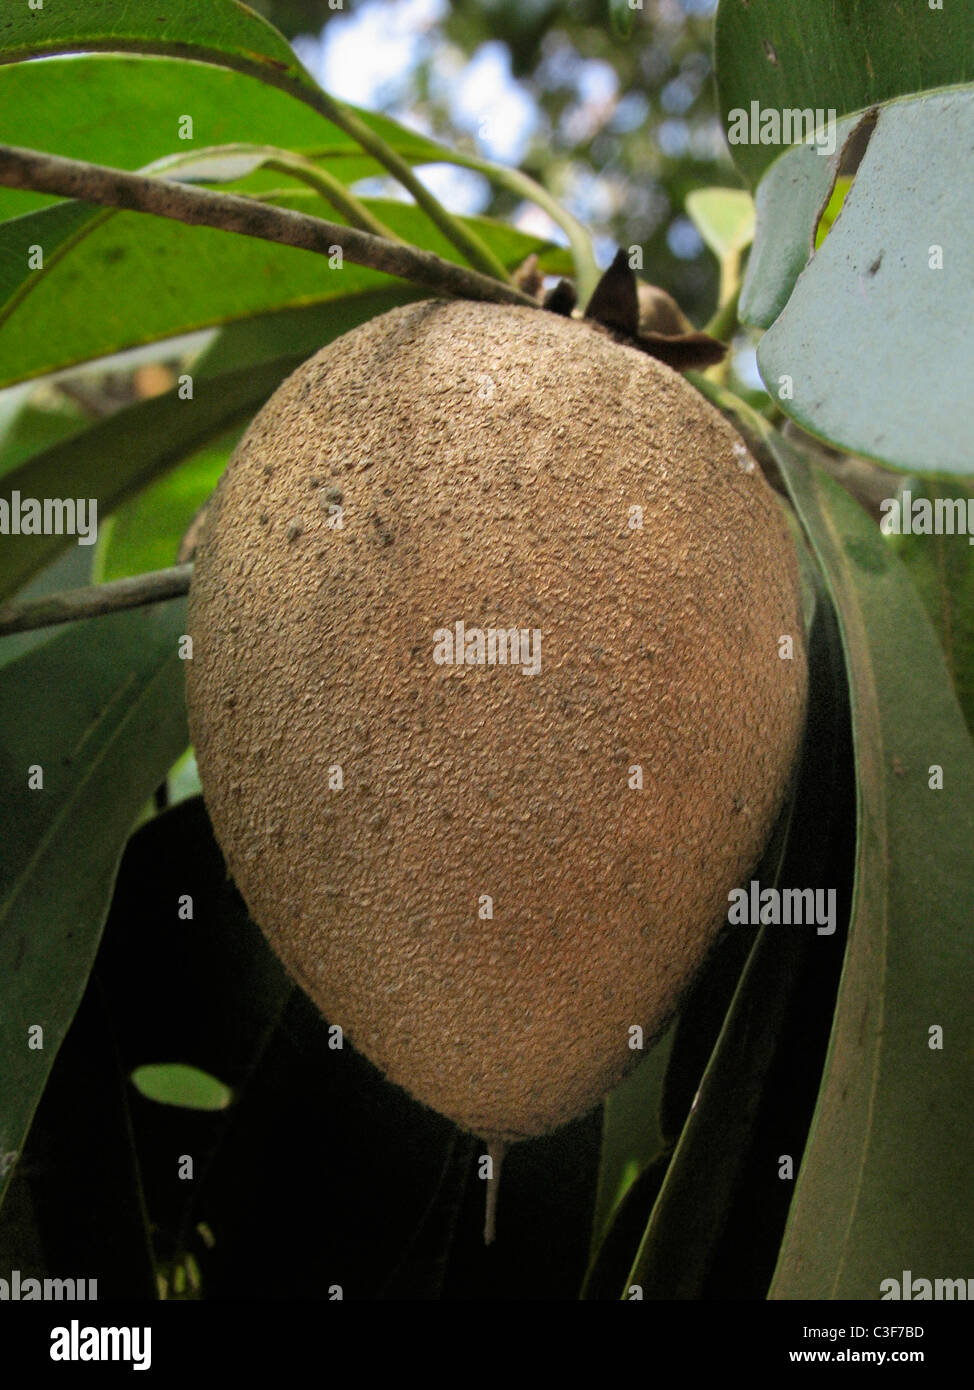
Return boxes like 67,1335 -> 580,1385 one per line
0,565 -> 193,637
0,144 -> 538,309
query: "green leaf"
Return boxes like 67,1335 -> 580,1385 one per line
0,544 -> 94,670
0,598 -> 190,1211
608,0 -> 637,41
0,359 -> 299,600
131,1063 -> 232,1112
622,580 -> 853,1299
94,434 -> 236,584
0,2 -> 321,104
0,4 -> 516,280
715,0 -> 974,185
685,187 -> 755,264
884,477 -> 974,737
738,119 -> 857,330
686,186 -> 756,311
0,394 -> 89,481
767,434 -> 974,1299
0,194 -> 557,386
0,55 -> 447,221
589,1028 -> 675,1255
756,88 -> 974,475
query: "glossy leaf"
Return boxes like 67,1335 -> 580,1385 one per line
768,434 -> 974,1299
0,194 -> 558,386
0,598 -> 190,1210
0,55 -> 446,221
0,2 -> 322,104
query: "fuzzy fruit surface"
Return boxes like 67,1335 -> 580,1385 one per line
186,299 -> 808,1142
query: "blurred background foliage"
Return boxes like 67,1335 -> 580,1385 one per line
251,0 -> 728,323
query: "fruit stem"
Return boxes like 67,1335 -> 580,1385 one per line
483,1138 -> 507,1246
703,283 -> 740,344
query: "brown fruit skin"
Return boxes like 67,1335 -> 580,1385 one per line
186,299 -> 807,1142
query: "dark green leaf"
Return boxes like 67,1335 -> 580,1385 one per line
94,435 -> 236,583
589,1028 -> 675,1256
623,580 -> 854,1299
0,194 -> 559,386
0,598 -> 190,1210
715,0 -> 974,184
0,395 -> 88,481
768,434 -> 974,1298
0,359 -> 298,600
0,978 -> 157,1299
885,477 -> 974,737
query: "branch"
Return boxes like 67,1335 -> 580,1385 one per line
0,145 -> 538,309
0,565 -> 193,637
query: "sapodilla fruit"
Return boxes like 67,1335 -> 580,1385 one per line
186,297 -> 807,1146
